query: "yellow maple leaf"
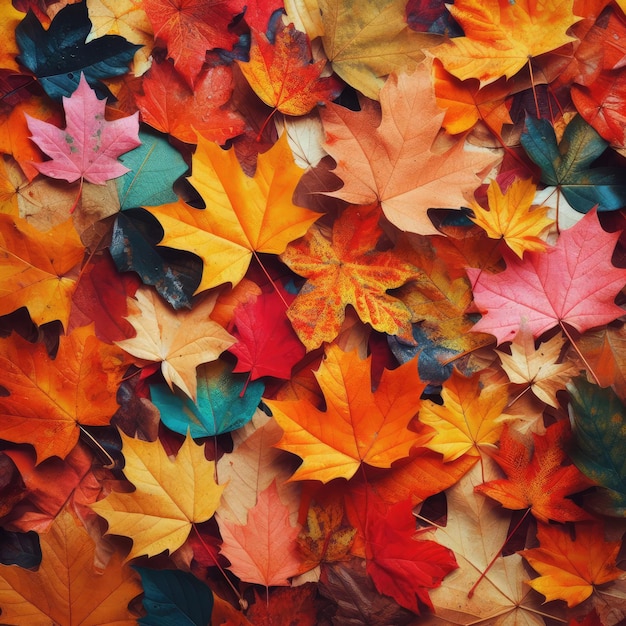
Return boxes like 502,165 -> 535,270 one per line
497,329 -> 578,407
145,133 -> 320,292
115,285 -> 235,400
91,431 -> 224,560
431,0 -> 581,86
469,178 -> 554,258
418,368 -> 507,461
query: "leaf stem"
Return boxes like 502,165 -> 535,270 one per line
252,250 -> 289,310
527,59 -> 541,119
69,176 -> 84,214
559,321 -> 600,385
256,107 -> 278,143
78,424 -> 115,468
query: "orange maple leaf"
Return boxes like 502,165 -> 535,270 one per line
431,0 -> 581,86
0,213 -> 84,328
521,521 -> 623,607
281,205 -> 416,351
0,325 -> 131,462
475,420 -> 594,523
265,344 -> 426,482
319,62 -> 498,235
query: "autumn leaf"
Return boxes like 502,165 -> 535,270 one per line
143,0 -> 245,86
418,369 -> 507,462
497,329 -> 578,407
431,0 -> 580,86
145,133 -> 320,292
0,3 -> 23,72
521,521 -> 623,607
218,480 -> 302,586
0,325 -> 131,462
318,0 -> 439,99
266,344 -> 426,482
281,205 -> 415,351
0,212 -> 83,328
0,509 -> 141,625
25,73 -> 140,190
469,178 -> 554,258
320,65 -> 498,235
475,420 -> 594,523
115,285 -> 236,401
238,21 -> 342,117
468,209 -> 626,344
91,431 -> 224,560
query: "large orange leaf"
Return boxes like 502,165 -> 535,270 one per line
0,212 -> 84,328
319,64 -> 498,234
431,0 -> 580,86
280,205 -> 416,351
521,521 -> 623,607
0,325 -> 131,462
0,508 -> 141,624
475,420 -> 594,523
265,344 -> 426,482
145,133 -> 320,292
91,431 -> 224,560
218,480 -> 302,586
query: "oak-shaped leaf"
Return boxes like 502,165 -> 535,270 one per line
0,325 -> 131,462
320,65 -> 498,235
115,285 -> 235,401
145,133 -> 320,293
15,2 -> 141,100
0,509 -> 142,625
217,480 -> 302,586
25,74 -> 140,185
521,114 -> 626,213
468,209 -> 626,344
281,205 -> 416,351
431,0 -> 579,86
91,431 -> 224,560
521,521 -> 623,607
265,344 -> 426,482
475,420 -> 594,523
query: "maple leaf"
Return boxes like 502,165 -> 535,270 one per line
0,212 -> 83,328
418,369 -> 508,462
143,0 -> 245,86
0,509 -> 141,624
281,205 -> 416,351
91,431 -> 224,560
497,329 -> 578,407
469,178 -> 554,258
468,209 -> 626,344
238,21 -> 342,117
115,285 -> 236,401
475,420 -> 594,523
265,344 -> 426,482
135,60 -> 245,145
0,3 -> 23,72
145,133 -> 320,293
25,74 -> 140,186
521,521 -> 623,607
217,480 -> 302,586
0,325 -> 131,462
320,65 -> 498,235
318,0 -> 439,99
431,0 -> 580,86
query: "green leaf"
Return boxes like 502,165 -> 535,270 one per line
15,2 -> 140,101
117,130 -> 189,211
567,377 -> 626,516
150,360 -> 264,438
134,567 -> 213,626
521,114 -> 626,213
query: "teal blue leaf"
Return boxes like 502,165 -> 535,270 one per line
134,567 -> 213,626
521,114 -> 626,213
567,377 -> 626,516
117,130 -> 188,210
151,360 -> 264,438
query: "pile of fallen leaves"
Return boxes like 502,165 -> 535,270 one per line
1,0 -> 626,624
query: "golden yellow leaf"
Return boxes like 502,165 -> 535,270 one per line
0,4 -> 23,71
91,431 -> 224,560
469,178 -> 554,258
